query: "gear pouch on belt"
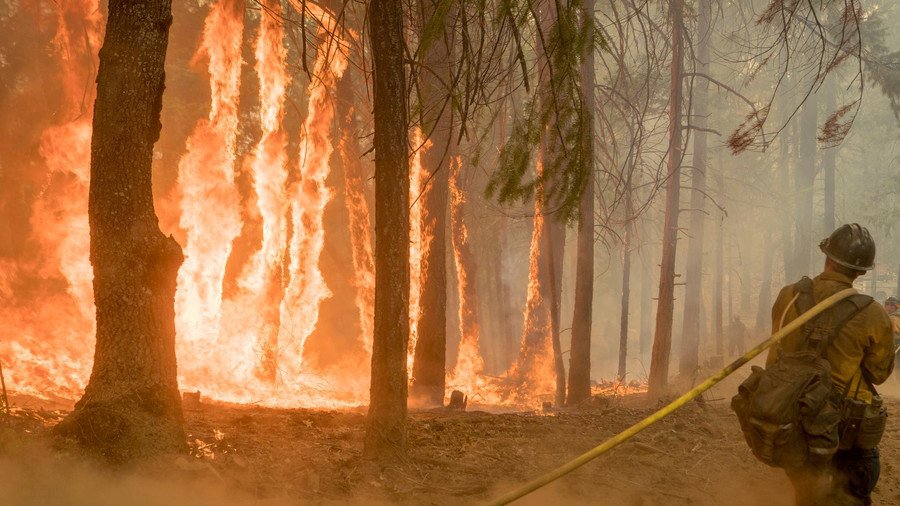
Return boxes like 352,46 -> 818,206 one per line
840,394 -> 887,450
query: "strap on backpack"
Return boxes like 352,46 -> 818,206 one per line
791,277 -> 873,356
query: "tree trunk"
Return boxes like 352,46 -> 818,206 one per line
617,167 -> 633,380
756,229 -> 774,333
54,0 -> 186,462
640,246 -> 653,363
410,0 -> 456,406
364,0 -> 410,460
779,77 -> 795,283
648,0 -> 684,400
793,95 -> 817,278
678,0 -> 710,377
822,82 -> 836,235
714,162 -> 724,355
566,0 -> 595,405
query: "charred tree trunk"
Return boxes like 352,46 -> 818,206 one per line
410,0 -> 456,407
54,0 -> 186,462
566,0 -> 596,406
793,95 -> 817,278
648,0 -> 684,400
364,0 -> 410,460
678,0 -> 710,377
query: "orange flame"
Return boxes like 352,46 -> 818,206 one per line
0,1 -> 102,399
447,157 -> 485,387
276,28 -> 349,385
407,128 -> 433,373
218,0 -> 291,385
339,94 -> 376,354
510,162 -> 556,402
175,0 -> 245,388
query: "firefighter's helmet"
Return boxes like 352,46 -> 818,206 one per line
818,223 -> 876,271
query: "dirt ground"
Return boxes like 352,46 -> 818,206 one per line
4,380 -> 900,505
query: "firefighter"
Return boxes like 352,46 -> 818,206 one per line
727,315 -> 748,356
886,296 -> 900,338
767,224 -> 894,506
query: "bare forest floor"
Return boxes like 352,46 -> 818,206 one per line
4,377 -> 900,505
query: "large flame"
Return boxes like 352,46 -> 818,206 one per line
0,1 -> 101,399
276,27 -> 348,386
407,128 -> 433,373
509,164 -> 556,401
218,0 -> 291,386
339,89 -> 376,354
174,0 -> 246,392
447,157 -> 485,387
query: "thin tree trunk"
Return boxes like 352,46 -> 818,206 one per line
617,167 -> 633,380
756,229 -> 774,332
779,77 -> 795,283
714,163 -> 724,355
678,0 -> 710,377
566,0 -> 595,405
410,0 -> 456,407
822,82 -> 836,235
364,0 -> 410,460
794,95 -> 817,278
640,246 -> 653,364
54,0 -> 185,462
648,0 -> 684,400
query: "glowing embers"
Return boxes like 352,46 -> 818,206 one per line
0,0 -> 102,399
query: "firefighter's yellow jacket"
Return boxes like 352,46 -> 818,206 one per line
766,271 -> 894,402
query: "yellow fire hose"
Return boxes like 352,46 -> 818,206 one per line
485,287 -> 858,506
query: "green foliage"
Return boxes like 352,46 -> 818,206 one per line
484,0 -> 598,224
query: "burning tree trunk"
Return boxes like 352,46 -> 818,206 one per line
566,0 -> 596,406
678,0 -> 710,377
337,71 -> 376,355
449,159 -> 485,386
54,0 -> 186,461
364,0 -> 410,460
648,0 -> 684,400
411,0 -> 456,406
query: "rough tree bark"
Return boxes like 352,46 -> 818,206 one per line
364,0 -> 410,460
779,76 -> 795,283
678,0 -> 710,377
648,0 -> 684,400
54,0 -> 186,462
566,0 -> 595,405
411,0 -> 456,406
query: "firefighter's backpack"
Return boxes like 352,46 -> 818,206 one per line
730,277 -> 872,468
